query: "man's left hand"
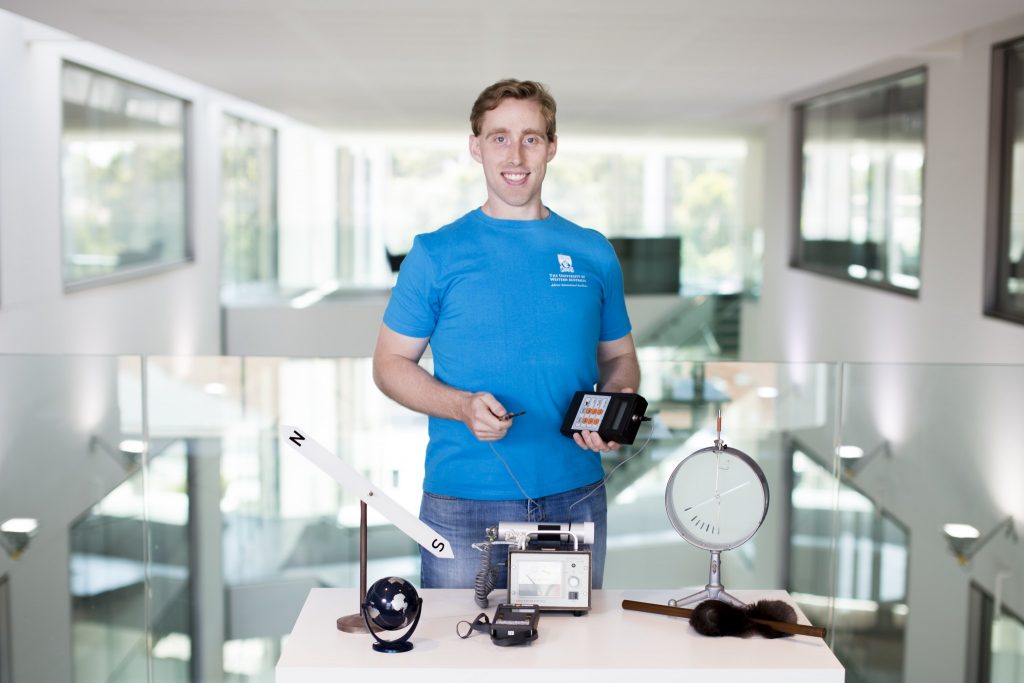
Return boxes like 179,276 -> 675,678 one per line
572,386 -> 634,453
572,429 -> 621,453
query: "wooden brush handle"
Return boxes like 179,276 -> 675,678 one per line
621,599 -> 827,639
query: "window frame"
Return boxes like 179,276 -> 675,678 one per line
0,574 -> 9,683
59,60 -> 194,292
984,36 -> 1024,325
790,67 -> 928,297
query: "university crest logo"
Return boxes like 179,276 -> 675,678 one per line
557,254 -> 574,273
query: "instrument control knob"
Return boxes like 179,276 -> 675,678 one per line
568,575 -> 580,588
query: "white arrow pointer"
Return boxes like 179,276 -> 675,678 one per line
281,424 -> 454,559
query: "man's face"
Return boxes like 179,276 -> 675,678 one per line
469,97 -> 557,220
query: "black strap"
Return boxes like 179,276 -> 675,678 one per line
456,613 -> 491,639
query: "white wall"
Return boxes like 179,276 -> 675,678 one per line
0,11 -> 335,358
743,13 -> 1024,366
0,13 -> 222,355
744,12 -> 1024,682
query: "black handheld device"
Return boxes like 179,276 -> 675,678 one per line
560,391 -> 649,445
456,603 -> 540,646
490,604 -> 540,646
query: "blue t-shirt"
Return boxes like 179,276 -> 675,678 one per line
383,208 -> 632,500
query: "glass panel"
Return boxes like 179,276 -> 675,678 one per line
221,115 -> 277,296
143,356 -> 428,682
61,63 -> 189,285
0,356 -> 145,683
5,355 -> 1021,683
789,446 -> 909,683
134,357 -> 841,681
796,70 -> 925,292
606,360 -> 839,596
70,440 -> 190,683
68,357 -> 155,683
840,363 -> 1024,683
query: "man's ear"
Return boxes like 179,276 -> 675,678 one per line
469,134 -> 482,163
546,134 -> 558,162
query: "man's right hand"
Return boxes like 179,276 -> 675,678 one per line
461,391 -> 513,442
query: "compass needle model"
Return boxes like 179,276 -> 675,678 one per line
664,412 -> 769,608
684,481 -> 752,514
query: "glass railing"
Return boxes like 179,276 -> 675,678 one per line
1,356 -> 1021,683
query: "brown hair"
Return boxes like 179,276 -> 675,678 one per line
470,79 -> 557,141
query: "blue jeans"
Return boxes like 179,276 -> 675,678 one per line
418,481 -> 607,590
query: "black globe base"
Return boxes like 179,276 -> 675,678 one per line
371,640 -> 414,653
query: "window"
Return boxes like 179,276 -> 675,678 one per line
986,38 -> 1024,324
220,115 -> 277,294
378,144 -> 479,257
794,69 -> 926,294
667,152 -> 747,294
968,582 -> 1024,682
334,136 -> 749,296
61,62 -> 190,287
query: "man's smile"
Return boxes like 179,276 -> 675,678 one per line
501,171 -> 529,184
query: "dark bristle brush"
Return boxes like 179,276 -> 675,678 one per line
622,598 -> 827,639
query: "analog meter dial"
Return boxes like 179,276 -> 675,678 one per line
665,445 -> 768,553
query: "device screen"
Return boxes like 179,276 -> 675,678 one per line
516,560 -> 563,597
611,401 -> 628,430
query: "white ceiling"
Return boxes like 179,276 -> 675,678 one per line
2,0 -> 1022,133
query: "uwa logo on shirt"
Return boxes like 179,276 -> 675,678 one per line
549,253 -> 588,288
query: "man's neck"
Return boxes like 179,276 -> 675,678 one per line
480,200 -> 549,221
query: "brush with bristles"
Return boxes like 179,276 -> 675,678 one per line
622,598 -> 827,639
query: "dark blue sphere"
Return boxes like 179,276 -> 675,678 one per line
364,577 -> 421,631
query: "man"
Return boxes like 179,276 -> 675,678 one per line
372,79 -> 640,589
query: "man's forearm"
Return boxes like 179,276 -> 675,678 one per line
373,354 -> 471,422
598,353 -> 641,393
372,325 -> 513,442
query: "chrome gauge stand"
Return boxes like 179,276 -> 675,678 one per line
667,549 -> 745,607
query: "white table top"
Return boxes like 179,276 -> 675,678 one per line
276,588 -> 844,683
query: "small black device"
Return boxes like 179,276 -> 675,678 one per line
560,391 -> 648,445
489,603 -> 540,646
457,603 -> 540,646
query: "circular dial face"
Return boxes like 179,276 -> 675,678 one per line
665,446 -> 769,552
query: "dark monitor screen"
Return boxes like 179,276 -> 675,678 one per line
609,237 -> 682,295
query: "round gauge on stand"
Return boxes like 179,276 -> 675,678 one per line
664,411 -> 769,607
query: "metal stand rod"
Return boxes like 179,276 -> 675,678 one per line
337,501 -> 370,633
668,550 -> 746,608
